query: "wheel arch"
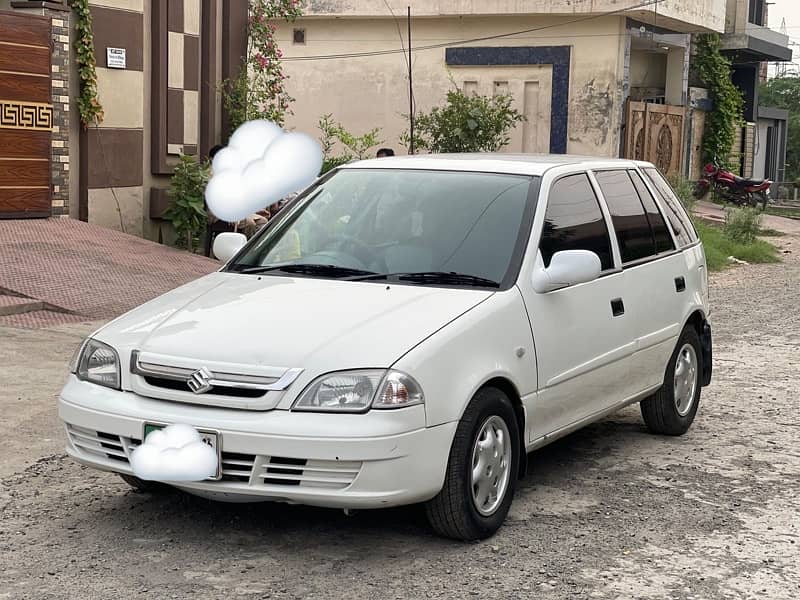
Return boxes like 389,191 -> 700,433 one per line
683,309 -> 712,387
477,376 -> 528,480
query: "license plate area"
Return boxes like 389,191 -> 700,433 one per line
142,422 -> 223,481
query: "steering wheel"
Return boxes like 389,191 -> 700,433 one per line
336,234 -> 377,265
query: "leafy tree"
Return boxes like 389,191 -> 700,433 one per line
318,114 -> 383,174
759,76 -> 800,182
402,87 -> 525,153
220,0 -> 303,132
694,34 -> 744,165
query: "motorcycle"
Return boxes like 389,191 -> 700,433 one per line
693,159 -> 772,210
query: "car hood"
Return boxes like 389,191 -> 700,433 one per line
97,272 -> 493,374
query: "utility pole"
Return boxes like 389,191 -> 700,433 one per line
408,6 -> 414,155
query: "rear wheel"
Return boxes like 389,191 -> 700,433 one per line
425,387 -> 519,541
641,327 -> 702,436
693,181 -> 710,200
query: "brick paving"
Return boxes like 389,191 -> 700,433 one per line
0,219 -> 218,328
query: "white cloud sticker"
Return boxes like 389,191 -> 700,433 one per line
205,119 -> 324,223
130,423 -> 218,482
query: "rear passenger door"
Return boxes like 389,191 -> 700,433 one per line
520,173 -> 636,443
592,169 -> 686,394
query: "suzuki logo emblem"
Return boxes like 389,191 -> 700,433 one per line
187,367 -> 214,394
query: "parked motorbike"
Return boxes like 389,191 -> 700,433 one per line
693,159 -> 772,209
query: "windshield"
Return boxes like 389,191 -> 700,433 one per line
228,168 -> 536,288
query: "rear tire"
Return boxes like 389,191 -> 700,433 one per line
425,387 -> 520,541
693,181 -> 710,200
641,327 -> 702,436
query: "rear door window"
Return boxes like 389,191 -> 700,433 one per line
629,170 -> 675,254
594,170 -> 655,264
641,167 -> 696,247
540,173 -> 614,271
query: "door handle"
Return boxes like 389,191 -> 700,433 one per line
611,298 -> 625,317
675,276 -> 686,292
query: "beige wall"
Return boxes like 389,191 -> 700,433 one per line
280,15 -> 629,158
302,0 -> 726,33
630,51 -> 667,89
725,0 -> 749,33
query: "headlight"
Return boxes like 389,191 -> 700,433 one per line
293,369 -> 424,413
72,338 -> 121,390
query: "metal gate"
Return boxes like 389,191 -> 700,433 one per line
0,11 -> 52,218
624,100 -> 686,178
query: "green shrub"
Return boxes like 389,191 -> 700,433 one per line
318,114 -> 382,174
402,87 -> 525,153
668,175 -> 697,212
164,155 -> 210,253
724,207 -> 762,244
694,220 -> 779,271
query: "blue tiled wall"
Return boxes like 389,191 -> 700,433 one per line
445,46 -> 571,154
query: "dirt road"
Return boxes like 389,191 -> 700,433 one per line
1,234 -> 798,599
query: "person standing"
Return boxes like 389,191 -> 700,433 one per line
206,144 -> 268,238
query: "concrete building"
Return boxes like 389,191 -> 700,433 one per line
721,0 -> 792,182
280,0 -> 725,173
0,0 -> 790,239
0,0 -> 242,238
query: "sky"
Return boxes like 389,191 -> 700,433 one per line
768,0 -> 800,73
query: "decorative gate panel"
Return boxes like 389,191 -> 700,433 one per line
624,100 -> 685,178
0,11 -> 52,218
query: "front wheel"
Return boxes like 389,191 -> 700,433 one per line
425,387 -> 520,540
640,327 -> 702,436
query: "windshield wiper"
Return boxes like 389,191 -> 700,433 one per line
348,271 -> 500,288
236,263 -> 377,278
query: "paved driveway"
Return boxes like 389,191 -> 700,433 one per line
0,219 -> 217,328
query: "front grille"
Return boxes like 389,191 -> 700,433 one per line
67,426 -> 361,491
66,424 -> 128,462
142,376 -> 266,398
128,351 -> 304,410
259,458 -> 362,490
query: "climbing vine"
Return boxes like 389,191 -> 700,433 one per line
694,34 -> 743,164
68,0 -> 104,128
221,0 -> 302,132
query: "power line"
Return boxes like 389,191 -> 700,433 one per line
283,0 -> 665,62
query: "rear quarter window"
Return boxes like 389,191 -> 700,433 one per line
641,167 -> 697,247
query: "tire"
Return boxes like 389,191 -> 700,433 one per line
641,327 -> 703,436
119,473 -> 166,493
425,387 -> 520,541
693,181 -> 710,200
754,191 -> 768,211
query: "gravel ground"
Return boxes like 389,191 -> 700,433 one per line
1,232 -> 798,600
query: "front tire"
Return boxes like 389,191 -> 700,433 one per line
641,327 -> 702,436
119,473 -> 166,493
425,387 -> 520,541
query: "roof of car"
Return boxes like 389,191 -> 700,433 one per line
344,153 -> 653,177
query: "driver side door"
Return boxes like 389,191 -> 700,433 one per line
519,172 -> 637,443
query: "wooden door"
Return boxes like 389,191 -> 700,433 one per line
624,100 -> 685,178
0,11 -> 52,218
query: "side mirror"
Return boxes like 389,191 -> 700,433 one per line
213,232 -> 247,263
532,250 -> 602,293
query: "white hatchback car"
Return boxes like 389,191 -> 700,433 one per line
60,154 -> 712,540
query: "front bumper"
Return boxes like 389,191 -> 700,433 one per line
59,376 -> 456,509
